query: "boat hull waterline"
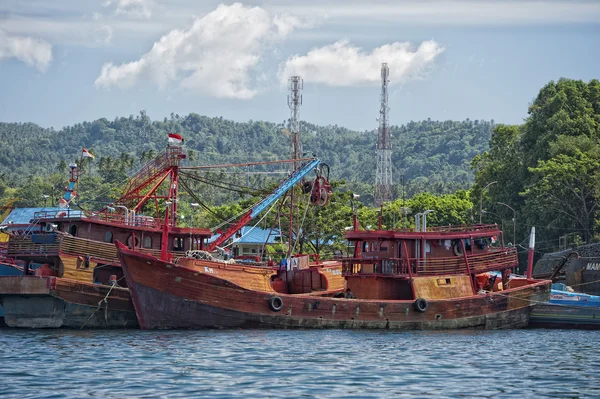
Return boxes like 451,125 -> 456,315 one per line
118,246 -> 551,330
0,276 -> 137,328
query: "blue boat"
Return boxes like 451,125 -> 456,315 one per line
529,283 -> 600,329
0,261 -> 23,325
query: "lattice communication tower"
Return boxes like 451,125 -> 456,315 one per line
374,62 -> 392,206
288,76 -> 303,170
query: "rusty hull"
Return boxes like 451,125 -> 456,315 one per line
119,246 -> 551,330
0,276 -> 137,328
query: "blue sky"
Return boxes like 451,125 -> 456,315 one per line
0,0 -> 599,131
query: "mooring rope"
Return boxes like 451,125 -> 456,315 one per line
80,283 -> 117,329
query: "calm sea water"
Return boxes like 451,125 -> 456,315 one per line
1,329 -> 599,399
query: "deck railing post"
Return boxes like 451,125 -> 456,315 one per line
461,239 -> 477,294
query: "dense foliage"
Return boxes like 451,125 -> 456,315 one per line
473,78 -> 600,252
0,114 -> 493,208
4,78 -> 598,257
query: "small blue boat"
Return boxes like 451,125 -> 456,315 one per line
529,283 -> 600,329
0,261 -> 24,326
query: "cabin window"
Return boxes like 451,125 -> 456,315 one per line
173,237 -> 184,251
362,242 -> 368,252
380,241 -> 389,251
69,225 -> 78,236
104,231 -> 113,243
251,249 -> 257,253
372,242 -> 379,251
143,236 -> 152,249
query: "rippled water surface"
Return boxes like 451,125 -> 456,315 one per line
1,329 -> 599,398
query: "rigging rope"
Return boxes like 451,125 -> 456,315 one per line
181,157 -> 314,170
178,178 -> 227,222
219,200 -> 279,249
290,179 -> 315,256
180,171 -> 263,196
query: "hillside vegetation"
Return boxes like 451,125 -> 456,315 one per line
0,115 -> 493,206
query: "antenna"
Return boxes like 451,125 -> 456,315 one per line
374,62 -> 392,206
287,76 -> 303,171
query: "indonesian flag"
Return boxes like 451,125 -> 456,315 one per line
168,133 -> 184,145
82,148 -> 95,159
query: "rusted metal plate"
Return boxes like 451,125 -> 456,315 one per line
0,276 -> 53,295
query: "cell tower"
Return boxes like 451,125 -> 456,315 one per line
374,62 -> 392,206
288,76 -> 303,170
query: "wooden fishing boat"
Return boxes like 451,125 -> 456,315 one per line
0,142 -> 339,328
118,218 -> 551,330
0,145 -> 213,328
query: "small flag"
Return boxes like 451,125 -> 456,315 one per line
82,148 -> 95,159
168,133 -> 184,145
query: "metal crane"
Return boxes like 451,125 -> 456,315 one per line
206,158 -> 331,251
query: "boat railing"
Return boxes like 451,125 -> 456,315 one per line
87,213 -> 161,229
7,233 -> 187,263
33,209 -> 86,220
121,146 -> 183,198
342,247 -> 518,277
31,209 -> 162,229
423,224 -> 498,233
342,258 -> 409,276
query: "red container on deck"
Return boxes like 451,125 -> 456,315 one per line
270,278 -> 287,293
35,264 -> 56,277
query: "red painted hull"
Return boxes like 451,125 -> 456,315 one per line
118,245 -> 551,330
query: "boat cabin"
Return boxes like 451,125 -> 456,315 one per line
6,209 -> 212,286
342,224 -> 517,301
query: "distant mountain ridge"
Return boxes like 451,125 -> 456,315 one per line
0,113 -> 493,200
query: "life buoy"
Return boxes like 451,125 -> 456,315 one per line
268,296 -> 283,312
452,240 -> 463,256
126,234 -> 139,248
414,298 -> 428,313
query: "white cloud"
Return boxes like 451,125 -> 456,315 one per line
279,40 -> 444,86
104,0 -> 152,19
0,30 -> 53,71
95,3 -> 306,98
267,0 -> 600,24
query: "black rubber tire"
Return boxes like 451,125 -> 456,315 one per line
268,296 -> 284,312
414,298 -> 428,313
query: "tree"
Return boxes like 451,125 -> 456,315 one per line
523,148 -> 600,242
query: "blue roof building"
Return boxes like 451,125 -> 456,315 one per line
208,226 -> 283,258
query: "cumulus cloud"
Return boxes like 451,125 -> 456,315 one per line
104,0 -> 152,19
279,40 -> 444,86
0,30 -> 53,72
95,3 -> 305,98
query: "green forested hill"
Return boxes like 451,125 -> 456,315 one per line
0,113 -> 493,205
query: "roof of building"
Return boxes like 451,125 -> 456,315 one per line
1,207 -> 85,226
208,226 -> 282,245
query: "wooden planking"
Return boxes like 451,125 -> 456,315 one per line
60,255 -> 94,282
7,236 -> 59,256
119,247 -> 551,330
178,258 -> 277,292
412,275 -> 473,300
60,235 -> 119,262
